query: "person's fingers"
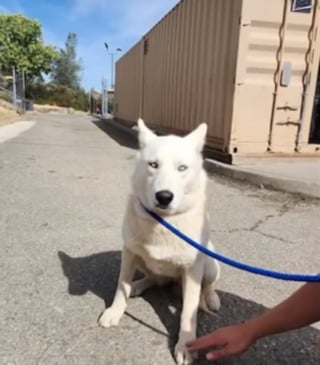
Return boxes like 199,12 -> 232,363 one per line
206,347 -> 230,361
186,333 -> 226,352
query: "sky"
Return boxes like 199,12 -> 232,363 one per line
0,0 -> 179,91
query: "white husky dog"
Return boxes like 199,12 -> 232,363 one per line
99,119 -> 221,365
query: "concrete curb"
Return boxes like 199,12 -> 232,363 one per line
204,159 -> 320,200
110,118 -> 138,137
94,115 -> 138,137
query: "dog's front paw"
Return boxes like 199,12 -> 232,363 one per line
98,307 -> 122,328
174,337 -> 195,365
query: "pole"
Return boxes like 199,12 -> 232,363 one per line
101,78 -> 108,116
88,89 -> 91,114
22,71 -> 25,97
22,70 -> 26,114
110,53 -> 114,88
101,77 -> 104,115
105,78 -> 108,114
12,66 -> 17,112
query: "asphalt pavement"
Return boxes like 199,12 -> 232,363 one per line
1,114 -> 320,365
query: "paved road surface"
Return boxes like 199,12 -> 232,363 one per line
1,114 -> 320,365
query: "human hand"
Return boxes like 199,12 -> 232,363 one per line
186,322 -> 256,361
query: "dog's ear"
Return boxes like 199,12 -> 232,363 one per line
185,123 -> 207,152
58,251 -> 71,262
137,118 -> 156,148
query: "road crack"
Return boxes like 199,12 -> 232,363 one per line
211,202 -> 296,244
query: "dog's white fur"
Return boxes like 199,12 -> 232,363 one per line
99,119 -> 221,365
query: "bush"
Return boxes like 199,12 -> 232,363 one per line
26,82 -> 89,111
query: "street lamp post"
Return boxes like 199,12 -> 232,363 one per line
110,52 -> 114,88
100,77 -> 104,115
104,43 -> 122,88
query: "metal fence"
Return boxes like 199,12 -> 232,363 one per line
0,67 -> 27,114
0,73 -> 14,105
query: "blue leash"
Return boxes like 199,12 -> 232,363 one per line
144,206 -> 320,282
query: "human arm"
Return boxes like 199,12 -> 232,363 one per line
187,282 -> 320,361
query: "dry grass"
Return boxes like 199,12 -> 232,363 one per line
0,105 -> 15,116
33,103 -> 87,115
0,101 -> 87,127
33,103 -> 62,111
0,104 -> 18,126
0,100 -> 23,126
0,115 -> 22,127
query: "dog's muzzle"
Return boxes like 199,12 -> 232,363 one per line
155,190 -> 174,209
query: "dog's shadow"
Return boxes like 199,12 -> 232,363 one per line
58,250 -> 320,365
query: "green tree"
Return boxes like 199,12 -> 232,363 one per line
51,32 -> 82,89
0,14 -> 59,77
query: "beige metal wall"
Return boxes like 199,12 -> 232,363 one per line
114,42 -> 142,122
230,0 -> 319,154
115,0 -> 243,152
142,0 -> 242,152
115,0 -> 320,156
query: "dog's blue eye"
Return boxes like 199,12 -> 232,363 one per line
178,165 -> 188,172
149,162 -> 158,169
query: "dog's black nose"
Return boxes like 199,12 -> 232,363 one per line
155,190 -> 174,207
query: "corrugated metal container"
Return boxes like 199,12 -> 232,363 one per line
114,0 -> 320,157
114,42 -> 143,123
230,0 -> 319,154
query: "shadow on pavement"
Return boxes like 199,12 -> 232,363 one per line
91,118 -> 138,150
58,250 -> 320,365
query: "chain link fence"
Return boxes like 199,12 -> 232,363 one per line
0,67 -> 30,114
0,72 -> 14,107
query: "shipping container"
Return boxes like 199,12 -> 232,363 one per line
115,42 -> 143,123
114,0 -> 320,159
